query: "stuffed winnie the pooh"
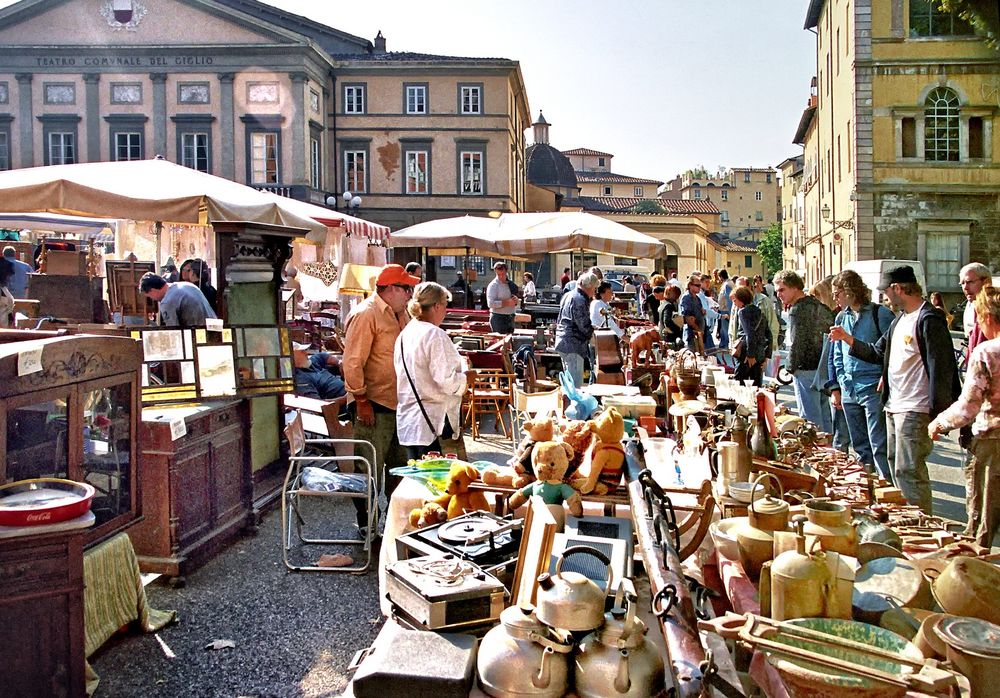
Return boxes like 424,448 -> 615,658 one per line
507,441 -> 582,518
570,407 -> 626,496
408,461 -> 490,527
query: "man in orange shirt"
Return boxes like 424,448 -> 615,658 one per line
342,264 -> 420,537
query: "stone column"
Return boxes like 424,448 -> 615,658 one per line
150,73 -> 167,157
289,72 -> 307,185
218,72 -> 235,179
15,73 -> 33,168
83,73 -> 101,162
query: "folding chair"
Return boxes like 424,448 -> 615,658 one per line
464,369 -> 515,440
280,411 -> 378,573
509,383 -> 563,442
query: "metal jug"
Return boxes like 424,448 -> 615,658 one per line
711,440 -> 748,494
802,497 -> 858,556
477,604 -> 573,698
575,579 -> 665,698
535,546 -> 611,632
736,472 -> 789,582
769,515 -> 854,621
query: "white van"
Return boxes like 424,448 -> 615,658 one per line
843,259 -> 926,301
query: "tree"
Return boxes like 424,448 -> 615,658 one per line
630,199 -> 664,214
757,223 -> 784,277
939,0 -> 1000,49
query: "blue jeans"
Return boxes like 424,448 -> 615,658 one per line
886,411 -> 933,514
558,351 -> 585,390
831,399 -> 850,453
717,314 -> 730,350
490,313 -> 515,334
792,369 -> 832,432
842,384 -> 891,482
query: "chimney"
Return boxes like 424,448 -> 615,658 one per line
532,110 -> 549,145
373,31 -> 386,54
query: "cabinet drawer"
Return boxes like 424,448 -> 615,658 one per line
183,412 -> 212,441
0,542 -> 72,592
210,406 -> 240,432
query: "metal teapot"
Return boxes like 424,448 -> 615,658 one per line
575,579 -> 665,698
477,604 -> 573,698
735,472 -> 790,582
536,546 -> 611,632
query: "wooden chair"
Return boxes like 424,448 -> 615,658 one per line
280,411 -> 377,574
464,369 -> 515,440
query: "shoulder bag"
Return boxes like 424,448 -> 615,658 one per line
399,336 -> 468,460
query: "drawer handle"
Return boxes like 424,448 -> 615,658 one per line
218,412 -> 231,423
1,563 -> 30,579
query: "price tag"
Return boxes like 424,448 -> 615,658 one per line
169,417 -> 187,441
205,318 -> 224,332
17,347 -> 43,376
319,317 -> 334,328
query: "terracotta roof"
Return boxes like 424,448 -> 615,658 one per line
563,148 -> 613,157
333,51 -> 516,64
576,172 -> 663,185
793,106 -> 817,145
730,167 -> 778,173
578,196 -> 720,215
709,233 -> 758,253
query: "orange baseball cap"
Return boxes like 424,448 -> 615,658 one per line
376,264 -> 421,287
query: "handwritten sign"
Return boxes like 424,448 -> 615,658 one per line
17,347 -> 43,376
205,318 -> 224,332
169,417 -> 187,441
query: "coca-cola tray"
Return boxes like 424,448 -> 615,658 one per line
0,478 -> 96,527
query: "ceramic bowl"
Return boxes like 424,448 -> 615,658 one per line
727,481 -> 764,504
765,617 -> 923,698
709,517 -> 745,562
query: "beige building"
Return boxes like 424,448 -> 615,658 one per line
660,167 -> 780,241
0,0 -> 530,239
778,154 -> 806,274
562,147 -> 663,199
800,0 -> 1000,290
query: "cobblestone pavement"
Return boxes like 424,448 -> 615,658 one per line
91,390 -> 977,697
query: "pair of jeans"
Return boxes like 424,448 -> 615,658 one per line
352,410 -> 407,529
969,437 -> 1000,548
831,401 -> 851,453
717,314 -> 730,350
792,369 -> 832,432
885,411 -> 934,515
558,351 -> 585,390
489,313 -> 515,334
842,384 -> 891,482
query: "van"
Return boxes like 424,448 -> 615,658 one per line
843,259 -> 926,301
599,265 -> 652,286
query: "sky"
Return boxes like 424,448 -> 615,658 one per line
0,0 -> 817,183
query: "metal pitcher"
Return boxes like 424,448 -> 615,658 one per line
477,604 -> 573,698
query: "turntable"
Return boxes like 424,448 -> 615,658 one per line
396,511 -> 522,573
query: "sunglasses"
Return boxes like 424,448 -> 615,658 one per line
393,284 -> 414,294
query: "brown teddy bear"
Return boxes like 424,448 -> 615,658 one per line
408,501 -> 448,529
482,415 -> 556,488
570,407 -> 626,496
408,461 -> 491,527
507,441 -> 583,519
560,419 -> 595,477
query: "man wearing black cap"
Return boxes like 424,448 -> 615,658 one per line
830,265 -> 960,514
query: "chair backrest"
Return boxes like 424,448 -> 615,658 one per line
320,396 -> 352,440
513,384 -> 562,419
284,411 -> 305,457
468,350 -> 506,370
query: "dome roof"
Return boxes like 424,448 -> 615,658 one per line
526,143 -> 577,189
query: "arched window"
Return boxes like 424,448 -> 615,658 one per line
924,87 -> 960,162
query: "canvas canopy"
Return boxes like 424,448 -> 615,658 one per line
388,214 -> 503,256
494,212 -> 666,259
0,158 -> 388,243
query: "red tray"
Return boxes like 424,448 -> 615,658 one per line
0,478 -> 95,526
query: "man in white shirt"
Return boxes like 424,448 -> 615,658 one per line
830,265 -> 960,514
486,261 -> 518,334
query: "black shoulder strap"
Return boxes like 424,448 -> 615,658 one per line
871,302 -> 882,337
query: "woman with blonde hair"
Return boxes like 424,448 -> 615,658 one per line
930,286 -> 1000,547
394,282 -> 472,459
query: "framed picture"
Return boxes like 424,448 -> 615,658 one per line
106,260 -> 155,320
141,329 -> 185,362
132,326 -> 239,403
196,344 -> 238,397
233,326 -> 294,396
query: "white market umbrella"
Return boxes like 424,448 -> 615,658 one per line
388,214 -> 500,256
494,211 -> 666,259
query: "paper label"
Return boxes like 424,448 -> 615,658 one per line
17,347 -> 43,376
169,417 -> 187,441
319,317 -> 334,328
205,318 -> 224,332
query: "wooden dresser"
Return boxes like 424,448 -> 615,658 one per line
131,400 -> 252,583
0,529 -> 85,698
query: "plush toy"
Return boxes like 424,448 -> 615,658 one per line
560,419 -> 595,477
507,441 -> 582,517
408,501 -> 448,529
559,371 -> 599,421
630,327 -> 662,367
510,415 -> 556,478
408,461 -> 490,527
570,407 -> 627,496
481,464 -> 532,489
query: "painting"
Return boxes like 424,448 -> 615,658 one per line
196,345 -> 237,397
242,327 -> 280,357
141,329 -> 185,362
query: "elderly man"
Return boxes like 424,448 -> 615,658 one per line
958,262 -> 993,535
2,247 -> 32,299
555,271 -> 598,387
341,263 -> 419,535
486,261 -> 518,334
830,265 -> 960,514
139,272 -> 216,327
292,341 -> 345,400
775,269 -> 834,431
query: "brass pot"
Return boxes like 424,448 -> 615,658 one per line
930,557 -> 1000,625
736,473 -> 789,582
936,616 -> 1000,698
802,498 -> 858,556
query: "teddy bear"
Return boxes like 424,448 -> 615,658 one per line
408,501 -> 448,529
630,327 -> 662,367
507,441 -> 583,521
483,415 -> 558,489
408,461 -> 490,527
570,407 -> 626,496
560,419 -> 595,477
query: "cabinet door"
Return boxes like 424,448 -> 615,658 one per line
211,425 -> 247,526
173,442 -> 213,550
0,593 -> 78,698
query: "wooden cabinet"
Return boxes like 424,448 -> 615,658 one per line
130,400 -> 252,581
0,530 -> 86,698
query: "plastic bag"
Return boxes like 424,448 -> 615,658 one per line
300,466 -> 367,493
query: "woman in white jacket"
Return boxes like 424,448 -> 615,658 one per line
394,282 -> 473,460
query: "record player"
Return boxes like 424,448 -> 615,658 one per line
386,554 -> 506,631
395,511 -> 522,573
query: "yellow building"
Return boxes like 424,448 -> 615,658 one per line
803,0 -> 1000,290
778,154 -> 806,274
660,167 -> 780,242
562,147 -> 663,199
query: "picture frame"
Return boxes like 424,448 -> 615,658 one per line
132,326 -> 239,403
106,259 -> 155,321
232,325 -> 294,397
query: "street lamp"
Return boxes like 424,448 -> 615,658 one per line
821,203 -> 853,230
325,191 -> 363,215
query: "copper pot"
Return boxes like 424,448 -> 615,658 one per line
930,557 -> 1000,625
